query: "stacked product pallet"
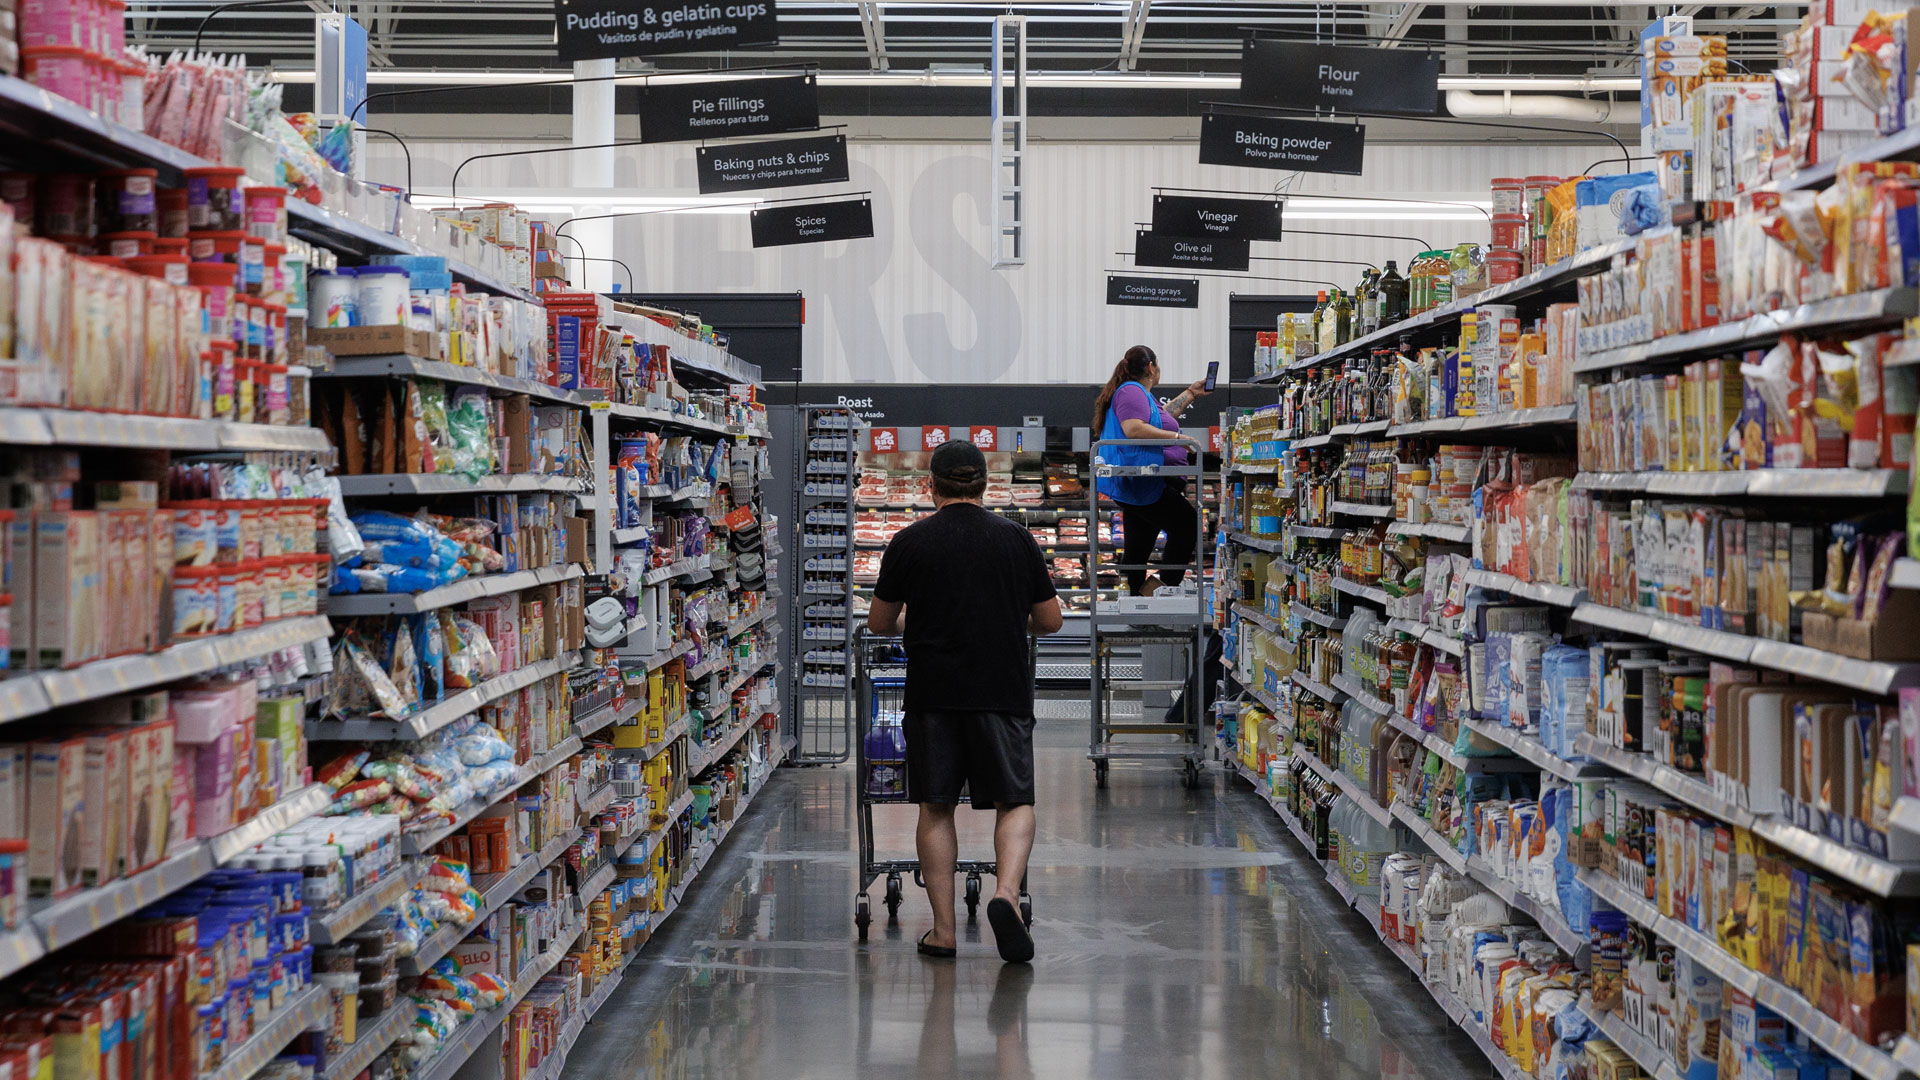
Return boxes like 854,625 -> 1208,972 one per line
1216,115 -> 1920,1080
0,56 -> 785,1080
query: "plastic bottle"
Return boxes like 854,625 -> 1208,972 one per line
1347,799 -> 1397,898
1310,290 -> 1328,346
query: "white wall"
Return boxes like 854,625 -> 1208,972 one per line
367,139 -> 1602,383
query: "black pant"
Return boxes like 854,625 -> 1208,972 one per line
1119,481 -> 1197,593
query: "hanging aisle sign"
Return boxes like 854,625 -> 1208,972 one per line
553,0 -> 780,61
696,134 -> 850,193
1134,230 -> 1249,272
1106,275 -> 1200,309
1238,38 -> 1440,115
750,198 -> 874,247
1198,113 -> 1365,175
640,73 -> 818,143
1150,194 -> 1283,242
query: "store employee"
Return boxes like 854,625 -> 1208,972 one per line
868,439 -> 1063,964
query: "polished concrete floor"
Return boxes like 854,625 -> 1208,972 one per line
562,722 -> 1498,1079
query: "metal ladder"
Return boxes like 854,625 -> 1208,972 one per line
991,14 -> 1026,268
1087,437 -> 1209,789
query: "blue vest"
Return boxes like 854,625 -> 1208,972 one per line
1095,382 -> 1167,506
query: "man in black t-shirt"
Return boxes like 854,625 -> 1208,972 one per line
869,440 -> 1062,964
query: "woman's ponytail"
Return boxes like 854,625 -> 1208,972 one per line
1093,346 -> 1156,433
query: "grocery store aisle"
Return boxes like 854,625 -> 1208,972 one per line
562,721 -> 1495,1079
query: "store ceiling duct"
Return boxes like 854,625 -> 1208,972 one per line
1444,89 -> 1633,125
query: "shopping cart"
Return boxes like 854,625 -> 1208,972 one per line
853,630 -> 1032,941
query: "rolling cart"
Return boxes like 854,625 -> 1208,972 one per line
852,631 -> 1032,941
1088,437 -> 1210,790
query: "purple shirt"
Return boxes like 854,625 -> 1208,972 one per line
1112,382 -> 1188,465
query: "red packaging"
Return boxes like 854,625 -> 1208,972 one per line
0,1036 -> 51,1080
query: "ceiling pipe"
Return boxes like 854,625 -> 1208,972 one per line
1445,88 -> 1633,124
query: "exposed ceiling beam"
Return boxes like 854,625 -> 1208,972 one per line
857,2 -> 889,71
1120,0 -> 1149,71
1382,2 -> 1425,44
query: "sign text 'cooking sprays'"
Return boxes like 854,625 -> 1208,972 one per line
1133,230 -> 1250,271
750,197 -> 875,247
1197,112 -> 1365,175
554,0 -> 779,60
640,73 -> 819,143
696,134 -> 849,193
1106,275 -> 1201,308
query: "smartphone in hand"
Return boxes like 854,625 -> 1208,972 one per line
1203,361 -> 1220,391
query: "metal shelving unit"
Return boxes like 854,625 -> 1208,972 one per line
790,405 -> 861,763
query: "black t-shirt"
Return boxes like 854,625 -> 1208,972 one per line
873,503 -> 1058,716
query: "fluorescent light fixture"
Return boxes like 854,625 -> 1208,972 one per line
404,191 -> 760,215
270,67 -> 1640,95
1284,210 -> 1489,221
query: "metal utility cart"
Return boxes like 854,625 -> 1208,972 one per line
1088,437 -> 1210,790
852,631 -> 1032,940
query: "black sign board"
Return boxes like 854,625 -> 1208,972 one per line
1239,38 -> 1439,116
1133,231 -> 1249,272
1150,194 -> 1283,242
553,0 -> 779,60
696,134 -> 849,194
1107,275 -> 1200,309
750,198 -> 874,247
1198,113 -> 1366,175
640,74 -> 818,144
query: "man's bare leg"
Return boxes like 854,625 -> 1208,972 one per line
992,804 -> 1034,904
917,802 -> 959,949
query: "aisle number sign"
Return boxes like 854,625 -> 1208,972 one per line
969,426 -> 997,451
870,428 -> 899,453
922,426 -> 951,450
553,0 -> 780,60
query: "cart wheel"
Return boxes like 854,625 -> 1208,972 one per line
1019,892 -> 1033,929
855,895 -> 871,941
1093,760 -> 1109,789
964,874 -> 982,921
884,874 -> 903,919
1182,760 -> 1200,790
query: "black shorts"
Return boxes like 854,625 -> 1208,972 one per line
904,709 -> 1036,808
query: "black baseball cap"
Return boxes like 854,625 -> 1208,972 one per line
929,440 -> 986,482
